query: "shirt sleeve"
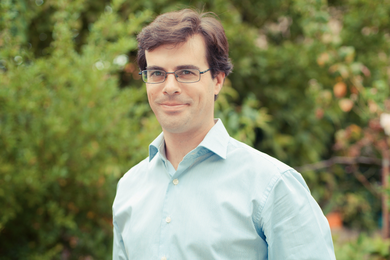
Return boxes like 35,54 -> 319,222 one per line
260,169 -> 336,260
113,219 -> 128,260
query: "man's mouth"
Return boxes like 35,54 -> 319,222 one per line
160,103 -> 188,110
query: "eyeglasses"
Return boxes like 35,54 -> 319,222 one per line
139,68 -> 211,84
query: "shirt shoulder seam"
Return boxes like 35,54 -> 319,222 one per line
228,138 -> 288,172
256,168 -> 295,221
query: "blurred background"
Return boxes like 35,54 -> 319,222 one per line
1,0 -> 390,259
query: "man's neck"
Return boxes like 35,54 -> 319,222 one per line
163,122 -> 215,170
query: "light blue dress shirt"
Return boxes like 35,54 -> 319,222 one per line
112,119 -> 336,260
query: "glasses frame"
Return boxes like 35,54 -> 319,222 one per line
138,68 -> 211,84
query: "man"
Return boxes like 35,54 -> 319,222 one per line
113,9 -> 336,260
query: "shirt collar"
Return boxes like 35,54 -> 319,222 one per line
148,119 -> 230,161
198,119 -> 229,159
148,132 -> 164,161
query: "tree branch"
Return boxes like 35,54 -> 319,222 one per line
294,156 -> 382,172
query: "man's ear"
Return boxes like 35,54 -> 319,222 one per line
213,72 -> 225,96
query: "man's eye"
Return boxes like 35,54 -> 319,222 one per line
178,70 -> 195,75
151,71 -> 164,77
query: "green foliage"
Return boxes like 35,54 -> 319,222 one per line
334,233 -> 390,260
1,0 -> 390,258
0,1 -> 158,259
215,80 -> 272,146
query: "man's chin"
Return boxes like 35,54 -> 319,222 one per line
160,120 -> 191,135
161,125 -> 187,134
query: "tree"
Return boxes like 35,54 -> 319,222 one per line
1,0 -> 390,258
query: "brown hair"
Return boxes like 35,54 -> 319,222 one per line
136,9 -> 233,78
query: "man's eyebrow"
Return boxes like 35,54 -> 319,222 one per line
145,65 -> 201,71
145,65 -> 164,70
176,65 -> 200,70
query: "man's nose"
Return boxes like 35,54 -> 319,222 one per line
162,73 -> 181,95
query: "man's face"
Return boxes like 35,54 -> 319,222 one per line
145,34 -> 224,137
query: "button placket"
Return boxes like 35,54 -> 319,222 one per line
158,171 -> 181,258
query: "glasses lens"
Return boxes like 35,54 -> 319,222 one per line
175,69 -> 200,83
143,70 -> 165,83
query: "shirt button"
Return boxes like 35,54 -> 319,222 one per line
161,257 -> 167,260
173,179 -> 179,185
166,216 -> 171,223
